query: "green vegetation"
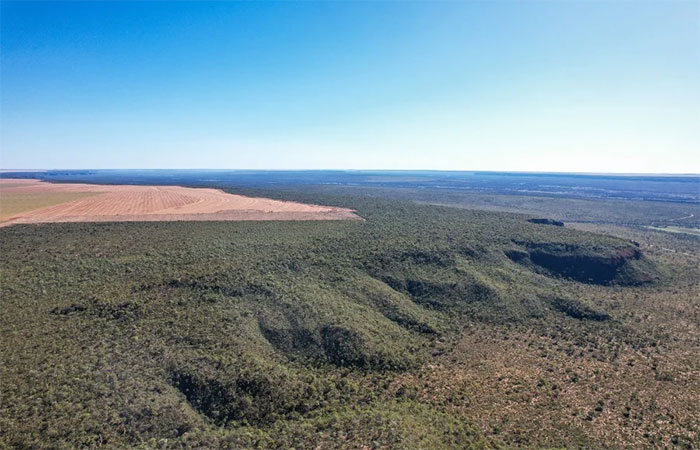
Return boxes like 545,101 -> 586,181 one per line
1,192 -> 698,449
239,184 -> 699,228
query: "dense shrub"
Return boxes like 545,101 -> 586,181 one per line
0,189 -> 664,449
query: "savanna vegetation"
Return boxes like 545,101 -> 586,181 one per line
1,188 -> 698,449
239,184 -> 700,228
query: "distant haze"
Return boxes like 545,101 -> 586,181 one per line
1,1 -> 698,173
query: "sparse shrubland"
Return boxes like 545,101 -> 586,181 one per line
1,190 -> 697,449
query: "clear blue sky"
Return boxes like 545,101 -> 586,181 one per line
1,1 -> 698,173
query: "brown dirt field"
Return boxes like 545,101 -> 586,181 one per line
0,191 -> 102,219
0,179 -> 359,227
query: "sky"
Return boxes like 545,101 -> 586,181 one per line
1,1 -> 698,173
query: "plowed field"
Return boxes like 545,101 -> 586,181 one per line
0,179 -> 359,226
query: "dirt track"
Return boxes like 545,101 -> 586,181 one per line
0,179 -> 359,226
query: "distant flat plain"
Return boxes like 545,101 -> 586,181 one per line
0,179 -> 358,226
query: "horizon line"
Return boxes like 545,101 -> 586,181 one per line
1,168 -> 699,177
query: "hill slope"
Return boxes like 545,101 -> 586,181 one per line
2,195 -> 693,449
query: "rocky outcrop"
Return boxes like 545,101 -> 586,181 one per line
507,242 -> 656,285
527,218 -> 564,226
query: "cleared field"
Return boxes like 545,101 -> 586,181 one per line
643,225 -> 700,236
0,192 -> 101,219
0,179 -> 358,226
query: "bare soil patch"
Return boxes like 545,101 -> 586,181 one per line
0,179 -> 359,226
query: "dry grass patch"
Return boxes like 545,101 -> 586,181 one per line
0,192 -> 101,219
0,179 -> 359,225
